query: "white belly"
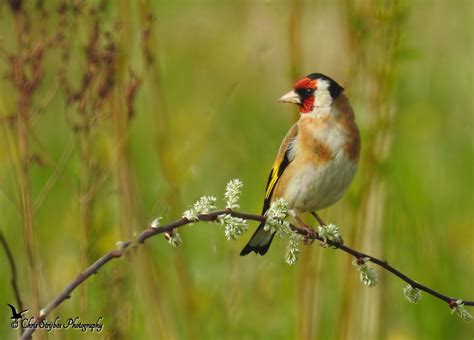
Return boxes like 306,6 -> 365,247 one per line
282,151 -> 357,212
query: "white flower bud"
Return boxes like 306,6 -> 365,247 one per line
403,284 -> 422,304
265,198 -> 290,236
194,195 -> 217,214
451,300 -> 473,321
182,195 -> 217,222
165,231 -> 183,247
217,214 -> 248,240
285,232 -> 303,265
318,223 -> 341,244
224,179 -> 243,210
150,217 -> 162,229
182,208 -> 198,222
352,257 -> 377,287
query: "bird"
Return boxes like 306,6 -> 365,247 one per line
240,73 -> 360,256
7,304 -> 28,320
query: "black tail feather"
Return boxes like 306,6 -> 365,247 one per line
240,222 -> 276,256
239,239 -> 273,256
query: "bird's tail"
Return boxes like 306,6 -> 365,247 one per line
240,221 -> 275,256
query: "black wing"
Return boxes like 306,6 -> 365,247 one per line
7,304 -> 17,315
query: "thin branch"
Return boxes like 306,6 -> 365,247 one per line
0,231 -> 25,320
0,232 -> 25,338
21,209 -> 473,339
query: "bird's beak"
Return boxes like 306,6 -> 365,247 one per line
277,90 -> 301,104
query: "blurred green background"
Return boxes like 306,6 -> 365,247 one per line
0,0 -> 473,339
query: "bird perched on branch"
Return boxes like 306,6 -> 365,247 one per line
240,73 -> 360,256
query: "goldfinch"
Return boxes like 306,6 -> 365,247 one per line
240,73 -> 360,256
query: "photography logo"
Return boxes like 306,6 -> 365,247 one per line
6,303 -> 104,333
7,304 -> 28,326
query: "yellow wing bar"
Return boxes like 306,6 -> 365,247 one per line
265,161 -> 282,199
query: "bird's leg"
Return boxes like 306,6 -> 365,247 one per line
311,211 -> 344,246
311,211 -> 325,226
293,214 -> 316,245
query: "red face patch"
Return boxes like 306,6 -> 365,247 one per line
294,78 -> 317,114
294,78 -> 317,90
300,96 -> 315,113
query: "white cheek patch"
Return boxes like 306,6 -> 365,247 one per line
315,91 -> 332,107
316,79 -> 330,91
311,79 -> 332,114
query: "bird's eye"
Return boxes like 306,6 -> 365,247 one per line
305,88 -> 313,95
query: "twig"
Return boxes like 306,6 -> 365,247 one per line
0,231 -> 25,336
21,208 -> 473,339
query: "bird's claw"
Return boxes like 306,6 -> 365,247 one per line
302,226 -> 316,245
319,235 -> 344,248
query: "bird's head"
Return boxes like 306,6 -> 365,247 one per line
278,73 -> 344,114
